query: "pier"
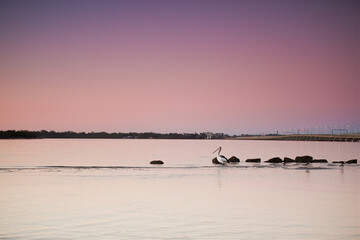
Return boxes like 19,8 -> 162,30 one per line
231,134 -> 360,142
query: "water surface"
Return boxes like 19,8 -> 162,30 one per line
0,139 -> 359,239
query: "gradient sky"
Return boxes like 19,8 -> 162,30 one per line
0,0 -> 359,134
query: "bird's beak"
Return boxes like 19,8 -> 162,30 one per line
212,147 -> 219,154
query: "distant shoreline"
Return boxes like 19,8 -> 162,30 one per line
227,134 -> 360,142
0,130 -> 214,140
0,130 -> 359,142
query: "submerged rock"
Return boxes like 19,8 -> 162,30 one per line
265,157 -> 283,163
284,157 -> 295,163
346,159 -> 357,164
295,155 -> 313,163
312,159 -> 328,163
150,160 -> 164,165
228,156 -> 240,163
246,158 -> 261,163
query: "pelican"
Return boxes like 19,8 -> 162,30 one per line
213,146 -> 228,164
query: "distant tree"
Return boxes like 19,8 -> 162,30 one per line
0,130 -> 210,139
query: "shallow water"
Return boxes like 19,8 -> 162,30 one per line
0,139 -> 359,239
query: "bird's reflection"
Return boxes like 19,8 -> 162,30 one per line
216,168 -> 223,189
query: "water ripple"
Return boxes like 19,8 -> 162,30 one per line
0,163 -> 358,173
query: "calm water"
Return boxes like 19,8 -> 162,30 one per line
0,139 -> 359,239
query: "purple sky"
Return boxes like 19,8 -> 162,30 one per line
0,0 -> 359,134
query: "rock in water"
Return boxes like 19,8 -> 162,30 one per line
246,158 -> 261,163
265,157 -> 283,163
346,159 -> 357,164
312,159 -> 328,163
284,157 -> 295,163
150,160 -> 164,165
212,157 -> 222,164
332,161 -> 345,164
295,155 -> 313,163
228,156 -> 240,163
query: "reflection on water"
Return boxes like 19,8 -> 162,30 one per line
0,140 -> 359,239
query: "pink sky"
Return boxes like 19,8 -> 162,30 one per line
0,0 -> 359,134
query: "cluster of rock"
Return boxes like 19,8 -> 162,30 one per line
332,160 -> 357,164
211,155 -> 357,165
149,157 -> 357,165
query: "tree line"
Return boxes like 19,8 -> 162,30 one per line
0,130 -> 224,139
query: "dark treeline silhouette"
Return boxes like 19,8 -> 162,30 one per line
0,130 -> 37,139
0,130 -> 220,139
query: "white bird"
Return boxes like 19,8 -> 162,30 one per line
213,146 -> 228,164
